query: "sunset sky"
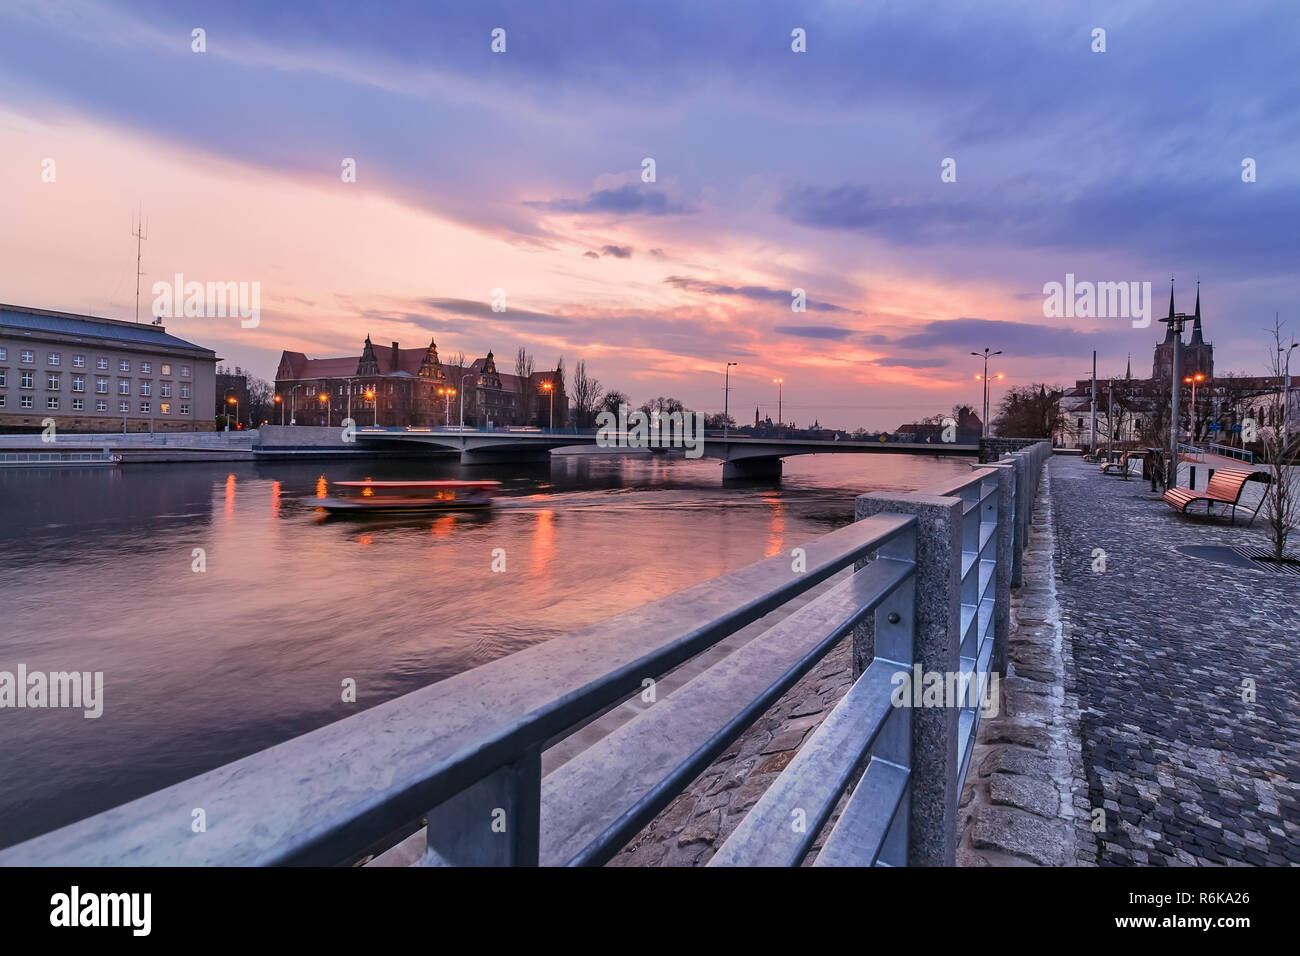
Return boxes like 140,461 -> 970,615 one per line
2,0 -> 1296,429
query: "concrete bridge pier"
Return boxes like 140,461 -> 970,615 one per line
460,447 -> 553,466
722,457 -> 782,481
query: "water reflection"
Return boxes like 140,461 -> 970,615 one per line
0,451 -> 972,848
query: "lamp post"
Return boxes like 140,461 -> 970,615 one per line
364,388 -> 376,426
227,395 -> 239,431
971,348 -> 1002,438
773,377 -> 783,426
459,373 -> 475,429
540,380 -> 554,429
275,393 -> 283,425
724,362 -> 737,439
1160,310 -> 1188,489
1184,373 -> 1205,444
437,386 -> 456,427
318,392 -> 330,427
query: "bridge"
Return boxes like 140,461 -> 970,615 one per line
258,425 -> 982,480
0,441 -> 1053,866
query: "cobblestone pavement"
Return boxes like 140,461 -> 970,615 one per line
959,460 -> 1095,866
1050,455 -> 1300,865
610,636 -> 854,867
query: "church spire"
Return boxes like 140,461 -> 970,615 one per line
1125,353 -> 1131,380
1190,281 -> 1204,345
1162,279 -> 1178,343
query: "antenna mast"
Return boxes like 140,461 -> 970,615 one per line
131,206 -> 148,323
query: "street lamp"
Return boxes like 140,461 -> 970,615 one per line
1184,373 -> 1205,444
541,380 -> 554,429
364,388 -> 376,426
773,378 -> 784,426
318,392 -> 330,427
227,395 -> 239,431
274,393 -> 283,425
437,386 -> 456,427
971,349 -> 1003,438
724,362 -> 737,439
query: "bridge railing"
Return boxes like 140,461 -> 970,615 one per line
0,442 -> 1051,867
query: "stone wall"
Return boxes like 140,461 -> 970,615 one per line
979,436 -> 1052,463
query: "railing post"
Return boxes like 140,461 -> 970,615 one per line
1004,452 -> 1027,587
422,747 -> 541,866
855,492 -> 961,866
982,461 -> 1015,676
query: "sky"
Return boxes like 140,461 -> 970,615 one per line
1,0 -> 1297,429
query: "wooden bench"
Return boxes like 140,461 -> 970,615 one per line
1162,467 -> 1272,525
1100,452 -> 1132,478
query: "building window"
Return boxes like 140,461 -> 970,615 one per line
95,377 -> 108,394
119,401 -> 129,413
180,384 -> 191,398
160,382 -> 171,397
20,371 -> 34,389
73,354 -> 85,368
47,375 -> 60,390
140,382 -> 152,397
20,350 -> 34,364
160,402 -> 171,415
119,380 -> 131,395
161,363 -> 171,376
181,366 -> 191,377
96,357 -> 109,370
140,402 -> 150,414
119,359 -> 131,372
46,397 -> 59,410
72,376 -> 85,392
0,347 -> 6,360
0,370 -> 5,387
96,400 -> 107,412
47,352 -> 60,366
179,404 -> 190,415
72,398 -> 84,411
0,395 -> 4,407
21,396 -> 33,408
141,362 -> 151,374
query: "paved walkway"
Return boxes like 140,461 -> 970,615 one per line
1049,455 -> 1300,865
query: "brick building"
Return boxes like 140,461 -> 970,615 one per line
274,336 -> 567,428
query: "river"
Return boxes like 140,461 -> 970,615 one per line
0,450 -> 972,848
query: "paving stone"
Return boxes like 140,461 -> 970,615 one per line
971,806 -> 1067,866
990,773 -> 1061,818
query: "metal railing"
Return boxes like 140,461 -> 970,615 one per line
0,442 -> 1052,867
1206,442 -> 1253,464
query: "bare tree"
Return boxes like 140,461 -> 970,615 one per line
514,347 -> 535,424
1260,317 -> 1299,559
571,360 -> 603,428
601,390 -> 629,413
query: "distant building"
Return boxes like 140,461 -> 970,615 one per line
273,336 -> 568,428
0,304 -> 218,432
215,366 -> 249,427
896,406 -> 982,442
1059,283 -> 1288,448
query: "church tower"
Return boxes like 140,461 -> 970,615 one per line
1183,282 -> 1213,379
